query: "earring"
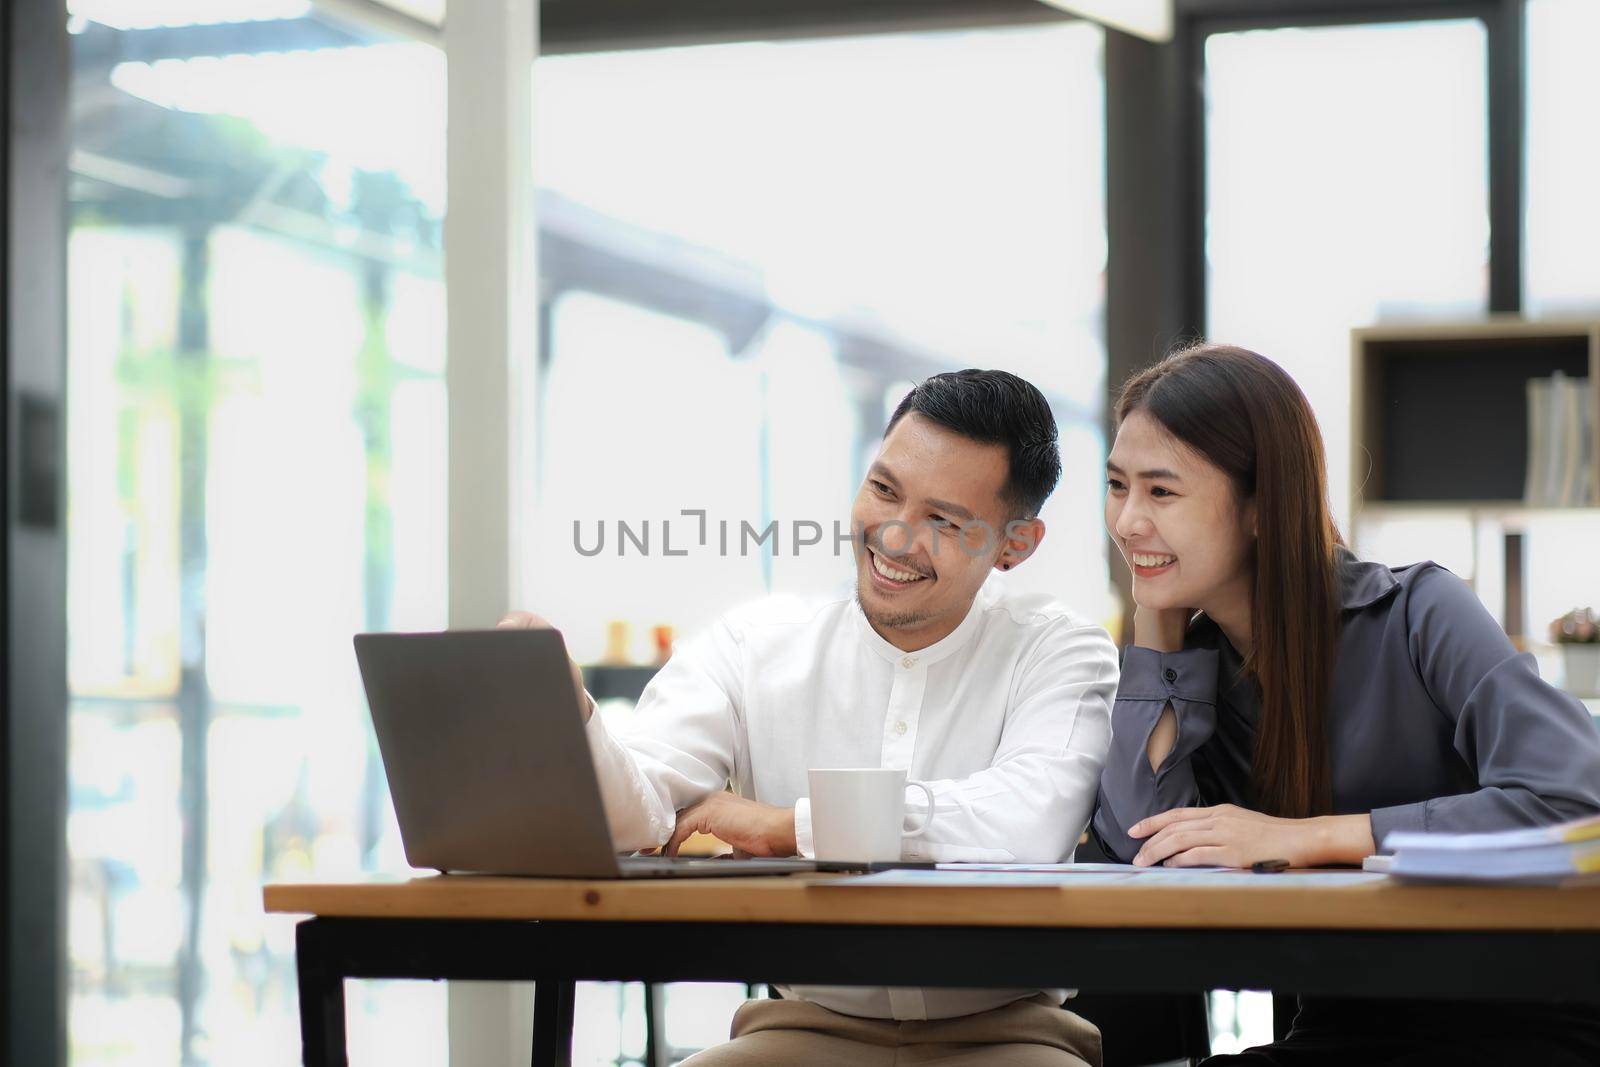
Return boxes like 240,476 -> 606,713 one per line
1001,563 -> 1011,571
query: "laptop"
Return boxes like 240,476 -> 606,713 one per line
353,628 -> 820,879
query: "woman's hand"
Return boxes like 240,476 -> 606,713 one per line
1131,603 -> 1192,653
1128,805 -> 1375,868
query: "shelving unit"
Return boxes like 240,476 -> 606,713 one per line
1349,321 -> 1600,706
1350,319 -> 1600,517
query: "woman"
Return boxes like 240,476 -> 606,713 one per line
1091,344 -> 1600,1066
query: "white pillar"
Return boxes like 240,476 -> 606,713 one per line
446,0 -> 537,632
444,0 -> 538,1063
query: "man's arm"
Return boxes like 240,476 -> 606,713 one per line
498,611 -> 594,720
498,610 -> 754,854
662,792 -> 797,857
858,620 -> 1119,864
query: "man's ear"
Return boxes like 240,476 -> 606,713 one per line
996,518 -> 1046,571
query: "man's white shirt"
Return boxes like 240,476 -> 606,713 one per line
583,574 -> 1118,1020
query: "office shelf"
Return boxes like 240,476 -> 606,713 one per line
1350,320 -> 1600,645
1350,319 -> 1600,516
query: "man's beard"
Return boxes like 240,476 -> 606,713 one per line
854,585 -> 935,632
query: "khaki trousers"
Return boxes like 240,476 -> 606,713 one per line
679,993 -> 1103,1067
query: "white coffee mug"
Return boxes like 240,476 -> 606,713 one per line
808,767 -> 935,863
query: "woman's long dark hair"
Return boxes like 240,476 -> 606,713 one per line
1117,344 -> 1342,818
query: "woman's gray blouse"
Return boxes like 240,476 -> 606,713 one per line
1092,549 -> 1600,863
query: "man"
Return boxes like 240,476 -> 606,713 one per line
503,369 -> 1117,1066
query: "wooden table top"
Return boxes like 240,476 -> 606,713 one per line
263,872 -> 1600,931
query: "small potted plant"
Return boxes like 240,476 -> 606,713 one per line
1550,608 -> 1600,697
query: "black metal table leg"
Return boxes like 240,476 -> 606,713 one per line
297,920 -> 350,1067
531,978 -> 576,1067
643,983 -> 662,1067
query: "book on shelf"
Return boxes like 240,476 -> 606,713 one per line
1524,372 -> 1595,508
1383,814 -> 1600,885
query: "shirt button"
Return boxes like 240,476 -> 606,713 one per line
893,721 -> 908,736
900,655 -> 916,669
1163,668 -> 1178,683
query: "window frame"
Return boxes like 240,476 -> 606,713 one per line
1172,0 -> 1525,324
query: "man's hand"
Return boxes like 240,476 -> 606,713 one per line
1128,804 -> 1375,868
496,610 -> 592,722
663,793 -> 798,858
1131,603 -> 1191,653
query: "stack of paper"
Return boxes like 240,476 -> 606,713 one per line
1384,815 -> 1600,885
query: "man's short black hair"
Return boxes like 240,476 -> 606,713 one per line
885,369 -> 1061,519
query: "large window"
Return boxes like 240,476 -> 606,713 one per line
528,23 -> 1114,669
66,9 -> 447,1064
1525,0 -> 1600,316
1205,19 -> 1490,532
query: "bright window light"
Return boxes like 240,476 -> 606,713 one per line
109,46 -> 445,215
1525,0 -> 1600,315
1206,19 -> 1489,533
68,0 -> 311,30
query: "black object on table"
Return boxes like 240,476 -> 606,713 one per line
581,663 -> 660,704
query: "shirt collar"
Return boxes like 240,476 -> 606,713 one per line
1338,545 -> 1400,611
851,574 -> 993,668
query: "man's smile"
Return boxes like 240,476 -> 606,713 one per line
866,546 -> 932,590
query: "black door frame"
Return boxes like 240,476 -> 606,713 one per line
4,0 -> 70,1064
1102,0 -> 1526,635
1106,0 -> 1526,384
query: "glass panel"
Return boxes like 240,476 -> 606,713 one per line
662,984 -> 754,1055
1206,20 -> 1489,531
1525,0 -> 1600,315
1351,510 -> 1477,577
530,23 -> 1114,665
1207,990 -> 1276,1058
533,291 -> 766,665
67,11 -> 446,1065
1521,513 -> 1600,648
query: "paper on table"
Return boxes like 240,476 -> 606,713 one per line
935,862 -> 1229,874
814,869 -> 1140,888
814,868 -> 1390,888
1104,869 -> 1389,887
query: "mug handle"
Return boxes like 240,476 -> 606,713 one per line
904,781 -> 936,839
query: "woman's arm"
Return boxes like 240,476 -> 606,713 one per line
1091,608 -> 1223,862
1369,566 -> 1600,845
1145,706 -> 1179,772
1100,605 -> 1380,869
1131,564 -> 1600,868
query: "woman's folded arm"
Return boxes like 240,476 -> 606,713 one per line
1091,645 -> 1221,862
